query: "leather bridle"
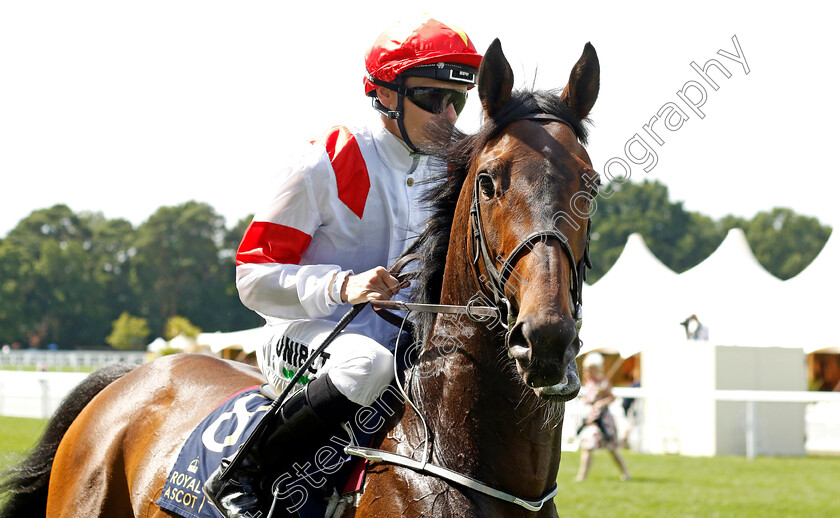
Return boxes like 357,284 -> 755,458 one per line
468,113 -> 592,337
351,112 -> 595,514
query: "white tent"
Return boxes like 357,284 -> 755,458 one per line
579,228 -> 823,355
146,337 -> 167,353
673,228 -> 787,348
197,327 -> 267,354
168,333 -> 197,351
146,334 -> 199,353
580,233 -> 683,357
782,231 -> 838,353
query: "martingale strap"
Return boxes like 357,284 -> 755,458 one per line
344,445 -> 558,513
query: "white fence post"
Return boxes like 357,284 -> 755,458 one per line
745,400 -> 756,461
39,378 -> 50,419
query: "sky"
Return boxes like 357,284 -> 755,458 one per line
2,1 -> 839,239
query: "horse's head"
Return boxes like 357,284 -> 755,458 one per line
468,39 -> 600,402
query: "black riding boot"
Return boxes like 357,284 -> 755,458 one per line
203,375 -> 361,518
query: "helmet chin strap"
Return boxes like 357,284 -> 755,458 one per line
368,75 -> 419,153
393,93 -> 419,153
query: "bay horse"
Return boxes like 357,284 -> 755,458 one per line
0,38 -> 599,518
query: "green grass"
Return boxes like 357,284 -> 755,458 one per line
554,450 -> 840,517
0,416 -> 47,456
0,417 -> 47,508
1,424 -> 838,517
0,416 -> 48,478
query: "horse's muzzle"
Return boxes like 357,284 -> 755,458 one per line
534,361 -> 581,401
507,314 -> 581,401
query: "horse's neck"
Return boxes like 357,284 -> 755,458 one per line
396,240 -> 563,499
410,322 -> 562,494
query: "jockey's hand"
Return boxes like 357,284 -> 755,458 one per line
341,266 -> 409,305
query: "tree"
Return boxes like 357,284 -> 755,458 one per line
4,205 -> 92,253
3,193 -> 824,349
83,214 -> 137,315
131,201 -> 239,335
722,208 -> 832,280
0,239 -> 27,343
164,315 -> 201,340
106,312 -> 150,350
590,179 -> 722,282
0,205 -> 107,347
589,180 -> 831,284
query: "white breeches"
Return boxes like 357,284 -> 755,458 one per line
257,319 -> 395,407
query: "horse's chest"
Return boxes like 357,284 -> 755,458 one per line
355,468 -> 476,518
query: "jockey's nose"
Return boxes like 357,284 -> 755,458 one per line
444,102 -> 459,124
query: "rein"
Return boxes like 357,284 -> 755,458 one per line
347,113 -> 593,513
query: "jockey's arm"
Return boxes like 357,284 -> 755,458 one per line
338,266 -> 407,305
235,149 -> 405,319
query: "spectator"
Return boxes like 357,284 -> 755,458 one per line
575,352 -> 632,482
680,314 -> 709,341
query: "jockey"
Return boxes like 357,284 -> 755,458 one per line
204,17 -> 482,518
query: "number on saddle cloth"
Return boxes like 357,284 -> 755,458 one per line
156,386 -> 372,518
156,387 -> 270,518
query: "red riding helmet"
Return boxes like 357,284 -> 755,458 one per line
364,17 -> 483,95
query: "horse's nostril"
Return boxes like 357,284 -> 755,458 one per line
507,322 -> 531,362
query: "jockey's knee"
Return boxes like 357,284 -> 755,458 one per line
325,343 -> 395,407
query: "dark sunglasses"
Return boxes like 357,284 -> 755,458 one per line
404,87 -> 468,115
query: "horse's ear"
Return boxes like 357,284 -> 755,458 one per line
560,42 -> 600,120
478,39 -> 514,118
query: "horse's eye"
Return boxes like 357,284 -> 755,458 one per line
478,174 -> 495,199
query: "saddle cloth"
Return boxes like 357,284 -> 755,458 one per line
156,386 -> 368,518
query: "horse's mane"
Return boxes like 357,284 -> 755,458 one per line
405,88 -> 589,347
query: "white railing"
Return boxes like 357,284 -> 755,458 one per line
0,350 -> 146,371
0,371 -> 90,418
611,386 -> 840,403
0,351 -> 147,419
561,387 -> 840,460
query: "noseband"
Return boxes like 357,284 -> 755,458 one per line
469,113 -> 592,336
